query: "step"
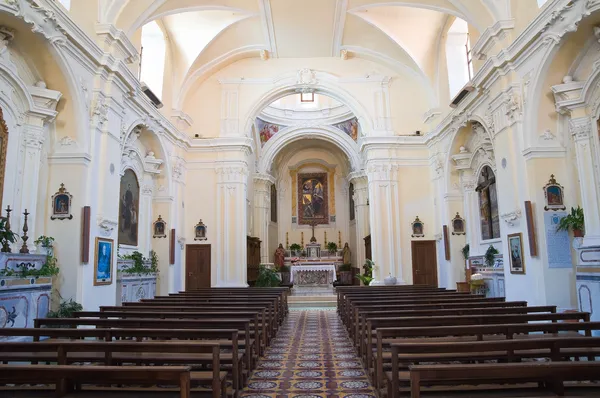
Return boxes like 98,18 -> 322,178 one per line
288,295 -> 337,302
289,300 -> 337,309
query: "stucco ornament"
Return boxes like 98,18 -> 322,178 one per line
297,69 -> 317,86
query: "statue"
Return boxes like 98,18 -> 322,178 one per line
274,243 -> 286,268
342,242 -> 351,265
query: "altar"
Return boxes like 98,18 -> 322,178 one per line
290,263 -> 337,285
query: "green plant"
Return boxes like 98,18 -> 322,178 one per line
461,244 -> 470,261
255,264 -> 281,287
47,298 -> 83,319
484,245 -> 499,267
327,242 -> 338,254
34,235 -> 55,248
356,259 -> 374,285
556,206 -> 585,234
339,263 -> 352,272
289,243 -> 302,252
0,217 -> 16,253
278,264 -> 290,273
120,251 -> 158,275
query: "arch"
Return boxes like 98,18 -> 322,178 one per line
242,71 -> 375,145
257,125 -> 362,175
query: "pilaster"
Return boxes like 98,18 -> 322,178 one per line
571,116 -> 600,247
253,173 -> 275,263
349,172 -> 369,269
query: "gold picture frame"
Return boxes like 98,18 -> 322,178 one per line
93,237 -> 113,286
507,232 -> 526,274
0,107 -> 9,212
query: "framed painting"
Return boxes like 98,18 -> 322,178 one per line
194,219 -> 207,241
543,174 -> 566,211
0,107 -> 8,212
153,215 -> 167,238
118,169 -> 139,247
451,212 -> 465,235
94,237 -> 113,286
507,233 -> 526,274
297,172 -> 329,226
411,216 -> 425,238
50,183 -> 73,220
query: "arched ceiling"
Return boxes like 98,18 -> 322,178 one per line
107,0 -> 499,107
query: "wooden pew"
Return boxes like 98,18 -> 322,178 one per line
407,362 -> 600,398
366,311 -> 590,391
0,327 -> 243,394
386,337 -> 600,397
0,364 -> 193,398
373,320 -> 600,393
34,317 -> 256,373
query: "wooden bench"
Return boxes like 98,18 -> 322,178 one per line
387,336 -> 600,397
0,364 -> 193,398
0,341 -> 227,398
408,362 -> 600,398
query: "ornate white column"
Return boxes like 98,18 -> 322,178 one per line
366,163 -> 404,284
215,162 -> 249,287
349,172 -> 369,268
571,117 -> 600,247
140,175 -> 154,254
461,174 -> 482,255
253,173 -> 274,263
20,123 -> 45,246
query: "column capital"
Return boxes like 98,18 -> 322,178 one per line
366,162 -> 400,182
215,162 -> 249,184
569,116 -> 593,142
253,173 -> 275,186
348,171 -> 368,186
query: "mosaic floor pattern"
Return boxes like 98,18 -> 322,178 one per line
241,310 -> 376,398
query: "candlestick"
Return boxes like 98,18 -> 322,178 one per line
324,231 -> 327,245
19,209 -> 29,254
301,232 -> 304,246
338,231 -> 341,248
2,205 -> 12,253
286,232 -> 289,249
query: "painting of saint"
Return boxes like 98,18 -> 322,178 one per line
54,195 -> 69,214
508,233 -> 525,274
298,173 -> 329,225
118,170 -> 139,247
153,216 -> 167,238
94,238 -> 113,285
194,220 -> 207,241
51,183 -> 73,220
256,118 -> 285,146
333,117 -> 359,141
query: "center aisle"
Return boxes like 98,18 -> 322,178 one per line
241,310 -> 377,397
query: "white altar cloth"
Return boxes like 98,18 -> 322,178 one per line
290,264 -> 336,283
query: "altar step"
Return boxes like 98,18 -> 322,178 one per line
288,295 -> 337,309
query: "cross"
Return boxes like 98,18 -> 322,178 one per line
310,220 -> 318,243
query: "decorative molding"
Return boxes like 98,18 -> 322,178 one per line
501,209 -> 522,226
570,117 -> 592,141
97,217 -> 118,237
540,129 -> 556,141
472,19 -> 515,60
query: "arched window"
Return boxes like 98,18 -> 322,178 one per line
537,0 -> 550,7
140,21 -> 166,101
446,18 -> 473,99
118,169 -> 140,247
477,166 -> 500,240
58,0 -> 71,10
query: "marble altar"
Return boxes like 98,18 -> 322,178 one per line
291,264 -> 336,284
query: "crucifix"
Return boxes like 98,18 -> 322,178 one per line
309,220 -> 318,243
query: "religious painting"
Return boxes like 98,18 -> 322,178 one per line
194,219 -> 207,241
333,117 -> 359,141
507,232 -> 525,274
50,183 -> 73,220
0,107 -> 8,212
153,215 -> 167,238
297,173 -> 329,225
411,216 -> 425,238
349,183 -> 355,221
256,118 -> 286,147
543,174 -> 566,211
478,166 -> 500,240
451,212 -> 465,235
118,169 -> 139,247
271,184 -> 277,223
94,237 -> 113,286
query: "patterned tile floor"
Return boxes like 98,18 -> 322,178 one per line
241,310 -> 376,398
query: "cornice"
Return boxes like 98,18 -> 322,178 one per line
187,137 -> 254,155
472,19 -> 515,60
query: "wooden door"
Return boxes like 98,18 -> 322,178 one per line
411,240 -> 438,286
185,245 -> 211,290
364,235 -> 372,260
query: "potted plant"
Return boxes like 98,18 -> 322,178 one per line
557,206 -> 585,237
356,259 -> 374,286
255,264 -> 281,287
461,244 -> 470,261
44,298 -> 83,328
289,243 -> 302,256
34,235 -> 55,256
338,263 -> 353,285
484,245 -> 499,268
327,242 -> 338,254
0,217 -> 16,253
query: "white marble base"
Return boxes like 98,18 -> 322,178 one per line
292,285 -> 334,296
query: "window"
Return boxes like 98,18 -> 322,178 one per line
300,92 -> 314,102
140,21 -> 166,101
537,0 -> 550,7
446,18 -> 473,99
477,166 -> 500,240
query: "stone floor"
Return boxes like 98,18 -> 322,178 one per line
241,310 -> 377,398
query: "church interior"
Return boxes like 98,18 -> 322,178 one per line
1,0 -> 600,396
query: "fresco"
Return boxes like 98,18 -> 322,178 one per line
256,118 -> 286,146
333,117 -> 359,141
